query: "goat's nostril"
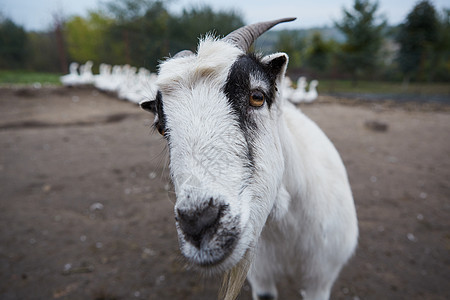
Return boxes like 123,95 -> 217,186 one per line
176,202 -> 221,247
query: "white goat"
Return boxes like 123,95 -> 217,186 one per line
140,18 -> 358,300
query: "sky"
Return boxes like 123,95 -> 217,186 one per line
1,0 -> 449,31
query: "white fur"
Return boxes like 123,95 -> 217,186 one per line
247,100 -> 358,300
152,37 -> 358,300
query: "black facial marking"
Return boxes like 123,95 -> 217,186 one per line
223,54 -> 283,170
140,99 -> 157,113
223,54 -> 282,129
152,90 -> 167,136
266,55 -> 287,83
225,55 -> 267,128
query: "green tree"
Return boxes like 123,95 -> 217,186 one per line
396,0 -> 440,82
434,9 -> 450,81
305,32 -> 337,73
168,5 -> 244,54
104,0 -> 171,69
335,0 -> 386,84
104,0 -> 158,23
275,30 -> 305,68
103,0 -> 244,70
65,12 -> 114,66
25,31 -> 61,72
0,16 -> 27,69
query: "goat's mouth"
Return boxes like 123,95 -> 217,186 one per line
189,234 -> 238,267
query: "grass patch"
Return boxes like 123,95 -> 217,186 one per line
0,70 -> 448,97
317,80 -> 450,95
0,70 -> 62,85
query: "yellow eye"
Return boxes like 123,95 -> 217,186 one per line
249,90 -> 264,107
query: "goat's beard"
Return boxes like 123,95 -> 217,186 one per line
219,248 -> 254,300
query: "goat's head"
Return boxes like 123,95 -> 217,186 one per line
141,18 -> 295,273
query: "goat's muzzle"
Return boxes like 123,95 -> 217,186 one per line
176,198 -> 223,248
175,197 -> 240,267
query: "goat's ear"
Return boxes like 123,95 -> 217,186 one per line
262,52 -> 289,81
139,99 -> 157,114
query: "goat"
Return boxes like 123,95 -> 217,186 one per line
140,18 -> 358,300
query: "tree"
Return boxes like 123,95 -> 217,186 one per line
335,0 -> 386,84
275,30 -> 305,69
53,12 -> 68,73
397,1 -> 442,82
62,0 -> 245,71
168,5 -> 244,55
24,31 -> 61,72
305,32 -> 337,73
103,0 -> 244,70
65,12 -> 115,66
0,16 -> 27,69
102,0 -> 169,67
104,0 -> 159,23
434,9 -> 450,81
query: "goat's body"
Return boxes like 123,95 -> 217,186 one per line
140,18 -> 358,300
247,102 -> 358,300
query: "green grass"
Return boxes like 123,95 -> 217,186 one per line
0,70 -> 62,85
317,80 -> 450,95
0,70 -> 448,96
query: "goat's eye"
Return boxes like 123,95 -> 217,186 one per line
249,90 -> 265,107
156,124 -> 165,136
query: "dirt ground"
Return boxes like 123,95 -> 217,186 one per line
0,86 -> 448,300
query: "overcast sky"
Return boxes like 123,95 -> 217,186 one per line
1,0 -> 449,31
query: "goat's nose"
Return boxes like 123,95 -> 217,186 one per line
176,199 -> 221,248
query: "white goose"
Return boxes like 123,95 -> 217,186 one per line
304,79 -> 319,103
281,76 -> 295,101
94,63 -> 112,91
121,67 -> 151,103
78,61 -> 94,85
60,62 -> 80,86
289,76 -> 307,103
60,61 -> 159,105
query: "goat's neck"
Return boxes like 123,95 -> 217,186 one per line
261,102 -> 298,222
276,102 -> 310,215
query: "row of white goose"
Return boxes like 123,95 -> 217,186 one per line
60,61 -> 157,104
282,76 -> 319,103
61,61 -> 318,105
60,61 -> 95,86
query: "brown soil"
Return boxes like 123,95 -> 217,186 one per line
0,86 -> 448,300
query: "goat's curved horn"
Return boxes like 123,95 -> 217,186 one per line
222,17 -> 296,52
173,50 -> 194,58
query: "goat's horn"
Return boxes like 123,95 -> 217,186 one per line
222,17 -> 296,52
